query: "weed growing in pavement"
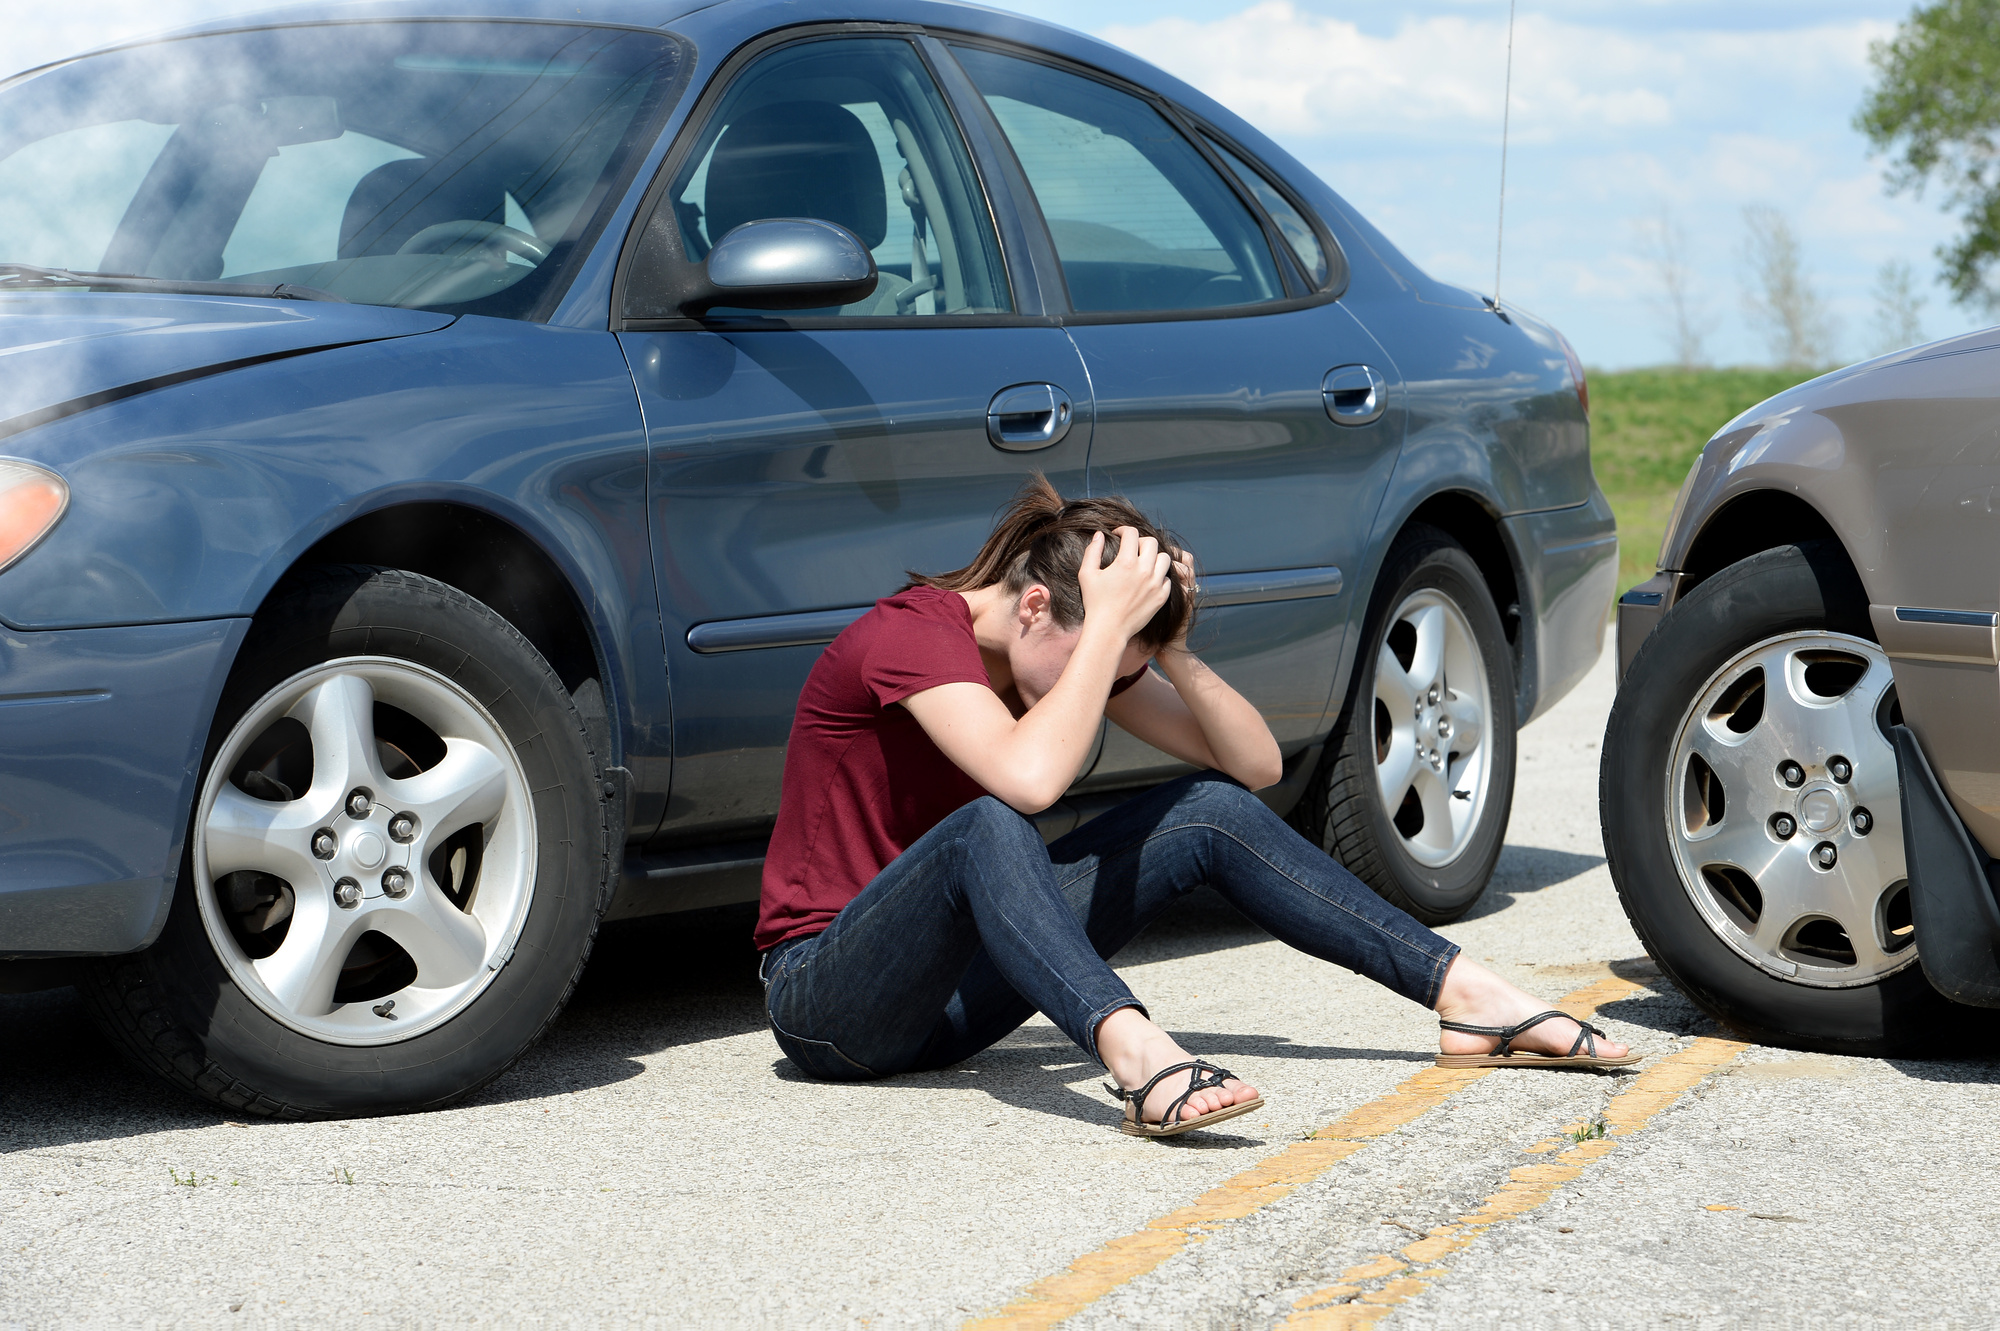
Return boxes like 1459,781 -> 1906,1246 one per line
332,1167 -> 355,1185
169,1169 -> 217,1187
1566,1118 -> 1608,1143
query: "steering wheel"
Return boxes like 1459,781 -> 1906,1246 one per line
397,220 -> 550,265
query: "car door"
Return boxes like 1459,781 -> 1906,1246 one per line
615,32 -> 1091,842
946,45 -> 1405,786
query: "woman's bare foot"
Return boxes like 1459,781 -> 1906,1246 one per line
1096,1007 -> 1260,1126
1433,956 -> 1632,1060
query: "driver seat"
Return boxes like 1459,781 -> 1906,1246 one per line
701,101 -> 889,252
340,159 -> 503,258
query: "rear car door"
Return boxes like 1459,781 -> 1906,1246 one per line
947,45 -> 1404,787
615,32 -> 1091,842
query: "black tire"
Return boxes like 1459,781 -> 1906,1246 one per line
75,567 -> 614,1118
1602,541 -> 1986,1054
1294,524 -> 1517,924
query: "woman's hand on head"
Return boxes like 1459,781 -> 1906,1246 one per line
1078,527 -> 1173,643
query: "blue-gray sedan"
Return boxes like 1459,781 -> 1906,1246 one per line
0,0 -> 1614,1115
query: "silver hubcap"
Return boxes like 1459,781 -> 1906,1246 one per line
1667,631 -> 1913,988
193,658 -> 536,1044
1371,589 -> 1494,867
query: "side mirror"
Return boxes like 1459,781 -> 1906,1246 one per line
679,218 -> 879,316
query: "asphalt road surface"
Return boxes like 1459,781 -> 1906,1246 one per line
6,648 -> 2000,1329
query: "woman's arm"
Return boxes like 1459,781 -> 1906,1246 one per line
1103,652 -> 1284,790
1102,551 -> 1284,790
903,528 -> 1174,813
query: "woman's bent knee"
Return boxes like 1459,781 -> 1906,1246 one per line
1180,772 -> 1271,824
957,795 -> 1043,846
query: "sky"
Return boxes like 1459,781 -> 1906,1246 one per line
0,0 -> 1972,368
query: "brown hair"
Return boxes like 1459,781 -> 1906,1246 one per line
905,475 -> 1194,650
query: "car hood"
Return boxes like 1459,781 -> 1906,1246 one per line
0,293 -> 454,440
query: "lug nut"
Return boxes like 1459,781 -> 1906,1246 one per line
388,813 -> 417,843
1852,807 -> 1873,836
1829,756 -> 1853,784
346,787 -> 374,818
311,829 -> 338,860
381,866 -> 410,899
1813,842 -> 1839,870
1438,718 -> 1454,739
1779,761 -> 1806,788
1427,684 -> 1441,705
1771,813 -> 1797,840
333,877 -> 362,909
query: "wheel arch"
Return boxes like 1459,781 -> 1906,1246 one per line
1677,489 -> 1851,596
1385,490 -> 1529,721
1401,491 -> 1523,648
261,501 -> 617,763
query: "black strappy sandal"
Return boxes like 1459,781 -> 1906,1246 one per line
1103,1058 -> 1265,1137
1436,1010 -> 1642,1069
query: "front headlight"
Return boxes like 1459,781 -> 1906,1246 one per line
0,459 -> 69,573
1657,455 -> 1702,569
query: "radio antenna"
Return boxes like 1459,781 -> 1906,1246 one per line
1493,0 -> 1517,308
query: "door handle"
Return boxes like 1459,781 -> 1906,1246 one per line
987,383 -> 1074,451
1322,364 -> 1387,426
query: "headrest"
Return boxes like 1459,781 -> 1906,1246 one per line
340,159 -> 498,258
703,101 -> 887,251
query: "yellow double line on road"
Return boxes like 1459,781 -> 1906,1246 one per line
1284,1033 -> 1748,1326
964,969 -> 1653,1331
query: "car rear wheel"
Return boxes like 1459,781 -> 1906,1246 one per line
1294,524 -> 1517,924
1602,541 -> 1976,1053
76,566 -> 613,1118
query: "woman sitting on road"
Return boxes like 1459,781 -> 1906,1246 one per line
755,479 -> 1637,1136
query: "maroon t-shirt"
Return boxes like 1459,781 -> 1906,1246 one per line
755,585 -> 1137,950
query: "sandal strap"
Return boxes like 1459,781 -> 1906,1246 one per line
1104,1059 -> 1238,1126
1437,1019 -> 1512,1037
1566,1020 -> 1606,1059
1440,1009 -> 1585,1057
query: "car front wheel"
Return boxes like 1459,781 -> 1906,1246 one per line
77,566 -> 613,1118
1601,541 -> 1972,1053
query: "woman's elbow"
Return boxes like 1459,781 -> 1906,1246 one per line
987,769 -> 1068,816
1242,756 -> 1284,792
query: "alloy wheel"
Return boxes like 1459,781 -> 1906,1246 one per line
192,658 -> 537,1044
1666,631 -> 1913,988
1370,588 -> 1495,868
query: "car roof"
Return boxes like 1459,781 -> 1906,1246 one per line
40,0 -> 1287,178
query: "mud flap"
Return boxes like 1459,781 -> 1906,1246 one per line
1893,725 -> 2000,1007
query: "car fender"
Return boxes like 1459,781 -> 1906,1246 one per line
1658,336 -> 2000,854
0,317 -> 666,786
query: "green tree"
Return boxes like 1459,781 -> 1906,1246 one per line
1857,0 -> 2000,309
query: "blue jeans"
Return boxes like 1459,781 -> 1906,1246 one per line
760,773 -> 1460,1080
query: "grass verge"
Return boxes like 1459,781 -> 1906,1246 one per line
1589,367 -> 1824,593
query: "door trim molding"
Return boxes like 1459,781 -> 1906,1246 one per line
684,565 -> 1344,653
1196,566 -> 1343,607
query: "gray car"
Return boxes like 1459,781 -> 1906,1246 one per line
1608,332 -> 2000,1052
0,0 -> 1613,1116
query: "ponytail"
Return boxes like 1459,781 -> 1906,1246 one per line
905,474 -> 1194,650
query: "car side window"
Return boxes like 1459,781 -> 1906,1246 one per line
667,38 -> 1010,316
948,45 -> 1284,315
1204,136 -> 1328,289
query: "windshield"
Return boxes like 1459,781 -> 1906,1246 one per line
0,23 -> 683,318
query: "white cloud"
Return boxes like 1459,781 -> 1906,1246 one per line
1100,4 -> 1891,146
1093,2 -> 1956,366
1,0 -> 271,82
